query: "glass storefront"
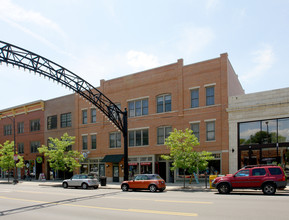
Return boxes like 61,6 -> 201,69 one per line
238,118 -> 289,170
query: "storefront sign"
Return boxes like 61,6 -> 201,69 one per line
128,163 -> 138,166
140,162 -> 151,166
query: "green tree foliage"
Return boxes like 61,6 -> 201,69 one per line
0,140 -> 24,182
38,133 -> 84,179
161,128 -> 213,187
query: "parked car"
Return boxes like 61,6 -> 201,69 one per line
62,174 -> 99,189
212,165 -> 287,195
121,174 -> 166,192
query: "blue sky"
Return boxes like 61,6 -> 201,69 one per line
0,0 -> 288,110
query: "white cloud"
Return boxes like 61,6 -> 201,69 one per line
176,26 -> 215,57
126,50 -> 160,71
206,0 -> 220,11
240,45 -> 276,82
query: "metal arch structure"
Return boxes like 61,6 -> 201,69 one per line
0,40 -> 129,181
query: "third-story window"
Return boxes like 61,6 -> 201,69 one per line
157,94 -> 171,113
91,135 -> 97,149
157,126 -> 172,145
109,132 -> 121,148
18,143 -> 24,154
206,86 -> 215,106
4,124 -> 12,136
129,129 -> 149,147
82,110 -> 87,124
128,99 -> 148,117
61,113 -> 72,128
91,108 -> 96,123
82,136 -> 88,150
47,115 -> 57,130
206,121 -> 215,141
191,123 -> 200,141
30,119 -> 40,132
191,89 -> 199,108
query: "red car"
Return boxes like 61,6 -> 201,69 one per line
121,174 -> 166,192
212,165 -> 287,195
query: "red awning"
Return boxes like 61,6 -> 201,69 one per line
128,163 -> 138,166
140,162 -> 151,166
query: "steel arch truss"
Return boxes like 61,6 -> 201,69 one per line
0,41 -> 126,132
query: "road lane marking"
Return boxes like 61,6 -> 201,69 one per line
106,196 -> 213,204
0,196 -> 198,217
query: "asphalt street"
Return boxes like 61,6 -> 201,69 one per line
0,181 -> 288,219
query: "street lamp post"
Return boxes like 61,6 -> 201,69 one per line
0,113 -> 18,184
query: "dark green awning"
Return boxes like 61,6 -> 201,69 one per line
101,154 -> 124,163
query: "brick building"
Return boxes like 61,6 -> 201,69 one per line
0,101 -> 45,179
77,53 -> 244,182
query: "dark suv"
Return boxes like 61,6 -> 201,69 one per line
212,165 -> 287,195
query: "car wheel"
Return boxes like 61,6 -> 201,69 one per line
121,184 -> 129,191
262,183 -> 276,195
82,183 -> 88,189
63,182 -> 68,188
149,184 -> 157,192
217,183 -> 230,194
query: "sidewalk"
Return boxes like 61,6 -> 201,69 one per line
0,179 -> 214,191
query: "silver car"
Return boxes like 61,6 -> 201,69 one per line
62,174 -> 99,189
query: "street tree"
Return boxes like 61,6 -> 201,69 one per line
0,140 -> 24,182
38,133 -> 84,179
161,128 -> 213,187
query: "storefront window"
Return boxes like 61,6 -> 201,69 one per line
239,121 -> 261,145
261,120 -> 277,144
278,118 -> 289,142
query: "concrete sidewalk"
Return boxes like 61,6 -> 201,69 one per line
0,179 -> 214,191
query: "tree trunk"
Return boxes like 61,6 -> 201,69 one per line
183,169 -> 186,188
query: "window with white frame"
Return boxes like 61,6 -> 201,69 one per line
129,128 -> 149,147
128,99 -> 148,117
17,122 -> 24,134
190,123 -> 200,141
206,86 -> 215,106
206,121 -> 215,141
18,143 -> 24,154
157,94 -> 171,113
30,141 -> 40,153
82,109 -> 87,124
47,115 -> 57,130
109,132 -> 121,148
157,126 -> 172,145
82,135 -> 88,150
91,134 -> 97,149
30,119 -> 40,132
191,89 -> 199,108
4,124 -> 12,136
91,108 -> 96,123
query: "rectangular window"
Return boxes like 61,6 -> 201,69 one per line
61,113 -> 72,128
18,143 -> 24,154
82,136 -> 88,150
47,115 -> 57,130
191,123 -> 200,141
17,122 -> 24,134
157,94 -> 171,113
206,121 -> 215,141
91,108 -> 96,123
191,89 -> 199,108
91,135 -> 97,149
30,141 -> 40,153
128,129 -> 149,147
157,126 -> 172,145
128,99 -> 148,117
206,86 -> 215,106
4,124 -> 12,136
109,132 -> 121,148
82,110 -> 87,124
30,119 -> 40,132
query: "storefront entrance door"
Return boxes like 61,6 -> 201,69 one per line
113,165 -> 119,182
